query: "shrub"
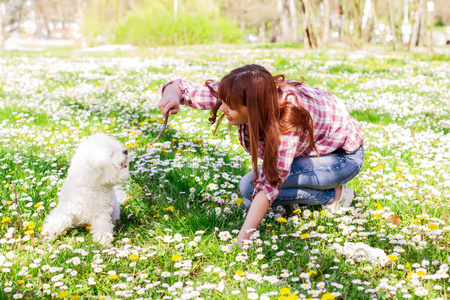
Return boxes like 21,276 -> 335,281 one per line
114,8 -> 241,46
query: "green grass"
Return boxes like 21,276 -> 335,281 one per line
0,45 -> 449,300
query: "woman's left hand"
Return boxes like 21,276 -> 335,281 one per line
236,191 -> 270,247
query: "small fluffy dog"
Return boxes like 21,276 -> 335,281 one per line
42,133 -> 129,246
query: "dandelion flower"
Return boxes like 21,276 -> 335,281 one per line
129,254 -> 139,260
321,293 -> 335,300
171,254 -> 182,262
388,254 -> 398,261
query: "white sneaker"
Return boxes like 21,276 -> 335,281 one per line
322,185 -> 355,214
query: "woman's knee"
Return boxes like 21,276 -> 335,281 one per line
239,172 -> 254,199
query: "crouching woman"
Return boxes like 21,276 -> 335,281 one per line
158,64 -> 364,244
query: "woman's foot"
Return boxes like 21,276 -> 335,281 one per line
322,185 -> 355,214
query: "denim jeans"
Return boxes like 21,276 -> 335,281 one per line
239,146 -> 364,207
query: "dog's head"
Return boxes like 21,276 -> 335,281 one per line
69,133 -> 130,187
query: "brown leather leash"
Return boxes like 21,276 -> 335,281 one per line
148,113 -> 169,146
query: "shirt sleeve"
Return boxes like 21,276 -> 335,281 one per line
162,79 -> 219,110
252,129 -> 310,204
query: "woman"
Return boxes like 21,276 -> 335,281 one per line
158,64 -> 364,244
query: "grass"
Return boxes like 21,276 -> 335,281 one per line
0,45 -> 449,300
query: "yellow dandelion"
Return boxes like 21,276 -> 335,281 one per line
388,254 -> 398,261
109,274 -> 118,280
308,270 -> 317,275
293,209 -> 302,214
280,287 -> 291,295
236,198 -> 244,205
235,270 -> 244,276
164,206 -> 175,212
129,254 -> 139,260
17,280 -> 24,285
417,270 -> 426,277
1,217 -> 10,223
374,203 -> 383,210
28,222 -> 35,230
58,291 -> 69,299
287,295 -> 299,300
299,233 -> 310,239
277,217 -> 288,223
321,293 -> 335,300
171,254 -> 182,262
278,297 -> 288,300
428,224 -> 438,230
71,296 -> 81,300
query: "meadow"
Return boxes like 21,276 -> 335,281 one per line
0,44 -> 449,300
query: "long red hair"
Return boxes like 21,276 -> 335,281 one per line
207,64 -> 315,188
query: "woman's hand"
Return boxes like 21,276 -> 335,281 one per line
158,84 -> 182,117
236,190 -> 270,247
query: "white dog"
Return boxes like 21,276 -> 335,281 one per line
42,133 -> 130,246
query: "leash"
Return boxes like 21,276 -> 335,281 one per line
148,113 -> 169,146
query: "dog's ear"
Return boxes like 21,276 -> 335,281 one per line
85,148 -> 112,170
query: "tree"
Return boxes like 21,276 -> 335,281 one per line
299,0 -> 319,49
387,0 -> 399,50
409,0 -> 425,51
321,0 -> 331,46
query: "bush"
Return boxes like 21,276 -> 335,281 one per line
114,8 -> 242,46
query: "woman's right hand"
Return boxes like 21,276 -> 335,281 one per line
158,84 -> 182,117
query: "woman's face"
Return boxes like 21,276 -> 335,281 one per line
219,102 -> 248,126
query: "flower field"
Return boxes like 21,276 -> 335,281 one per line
0,45 -> 449,300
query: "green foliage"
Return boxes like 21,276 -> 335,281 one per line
114,7 -> 241,46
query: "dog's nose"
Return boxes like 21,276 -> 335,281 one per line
123,150 -> 128,155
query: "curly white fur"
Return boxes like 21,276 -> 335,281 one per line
42,133 -> 130,246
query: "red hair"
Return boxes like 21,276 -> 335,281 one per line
207,64 -> 315,188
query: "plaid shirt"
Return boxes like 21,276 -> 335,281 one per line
162,79 -> 363,203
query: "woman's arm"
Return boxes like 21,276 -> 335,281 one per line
159,84 -> 182,117
160,79 -> 219,113
237,190 -> 270,245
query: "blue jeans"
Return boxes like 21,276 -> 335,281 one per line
239,146 -> 364,207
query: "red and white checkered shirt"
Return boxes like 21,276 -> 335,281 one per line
162,79 -> 363,203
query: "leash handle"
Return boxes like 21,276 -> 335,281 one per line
148,113 -> 169,146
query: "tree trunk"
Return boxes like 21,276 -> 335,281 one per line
299,0 -> 318,48
322,0 -> 331,46
418,0 -> 426,46
270,15 -> 280,42
0,2 -> 10,48
258,21 -> 267,44
387,0 -> 398,50
36,0 -> 52,39
409,0 -> 422,50
426,6 -> 433,54
307,0 -> 320,48
349,0 -> 364,48
361,0 -> 374,43
278,0 -> 290,42
76,0 -> 87,47
288,0 -> 298,42
341,0 -> 351,45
